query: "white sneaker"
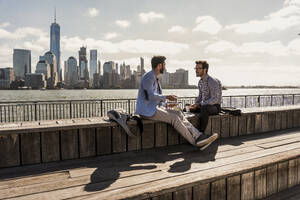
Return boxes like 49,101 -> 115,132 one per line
195,133 -> 219,150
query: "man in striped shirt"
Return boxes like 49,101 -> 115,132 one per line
190,60 -> 222,136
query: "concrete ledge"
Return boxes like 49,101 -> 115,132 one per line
0,105 -> 300,168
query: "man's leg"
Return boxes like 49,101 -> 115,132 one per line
199,105 -> 220,132
146,107 -> 198,145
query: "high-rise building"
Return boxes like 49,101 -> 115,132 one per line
35,60 -> 51,79
66,56 -> 78,87
79,46 -> 88,80
13,49 -> 31,80
89,49 -> 97,79
50,9 -> 61,81
140,57 -> 145,74
42,51 -> 58,88
125,65 -> 132,79
0,68 -> 14,89
98,60 -> 101,75
103,61 -> 115,73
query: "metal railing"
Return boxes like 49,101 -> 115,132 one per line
0,93 -> 300,123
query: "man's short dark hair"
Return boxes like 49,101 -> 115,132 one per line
151,56 -> 166,69
195,60 -> 209,72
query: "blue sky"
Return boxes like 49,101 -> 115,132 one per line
1,0 -> 300,86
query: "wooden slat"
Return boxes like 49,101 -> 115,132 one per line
79,128 -> 96,158
204,117 -> 212,135
262,113 -> 269,132
20,132 -> 40,165
287,110 -> 294,129
268,112 -> 276,132
193,183 -> 210,200
173,187 -> 192,200
277,161 -> 288,192
281,111 -> 287,130
241,172 -> 254,200
61,129 -> 79,160
41,131 -> 60,163
293,110 -> 299,128
152,193 -> 172,200
142,123 -> 155,149
288,159 -> 297,188
211,116 -> 221,135
275,112 -> 281,130
246,115 -> 255,135
211,179 -> 226,200
221,116 -> 230,138
155,123 -> 167,147
112,126 -> 127,153
128,124 -> 141,151
167,124 -> 179,145
238,116 -> 247,136
230,116 -> 238,137
227,175 -> 241,200
96,127 -> 112,155
255,114 -> 262,133
255,168 -> 266,199
0,134 -> 20,168
267,164 -> 278,196
298,157 -> 300,184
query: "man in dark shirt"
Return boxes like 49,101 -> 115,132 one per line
189,60 -> 222,133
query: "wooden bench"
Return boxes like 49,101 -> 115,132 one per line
0,105 -> 299,168
0,129 -> 300,199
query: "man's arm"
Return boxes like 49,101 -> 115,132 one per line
142,75 -> 166,102
202,79 -> 222,105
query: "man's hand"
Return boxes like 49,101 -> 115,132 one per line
190,103 -> 200,110
167,103 -> 178,108
166,95 -> 177,101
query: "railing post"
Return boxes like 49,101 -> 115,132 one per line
34,102 -> 37,121
258,96 -> 261,107
282,95 -> 284,106
244,96 -> 247,108
128,99 -> 131,114
270,95 -> 273,106
69,101 -> 72,118
230,96 -> 232,107
293,94 -> 295,105
100,100 -> 103,117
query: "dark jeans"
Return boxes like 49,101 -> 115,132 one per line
192,104 -> 221,132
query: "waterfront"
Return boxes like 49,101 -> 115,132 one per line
1,88 -> 300,101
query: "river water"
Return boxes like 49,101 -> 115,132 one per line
1,88 -> 300,101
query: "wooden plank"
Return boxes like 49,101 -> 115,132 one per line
20,132 -> 40,165
277,161 -> 288,192
167,124 -> 179,145
255,168 -> 266,199
246,115 -> 255,135
41,131 -> 60,163
221,116 -> 230,138
293,110 -> 299,128
155,122 -> 167,147
79,128 -> 96,158
267,164 -> 278,196
173,187 -> 192,200
298,157 -> 300,184
297,110 -> 300,128
96,127 -> 112,155
262,113 -> 269,132
288,159 -> 298,188
238,115 -> 247,136
61,129 -> 78,160
230,116 -> 238,137
287,110 -> 294,129
254,114 -> 262,133
275,112 -> 281,130
268,112 -> 276,132
127,124 -> 141,151
211,116 -> 221,135
0,134 -> 20,168
193,183 -> 210,200
281,111 -> 287,130
142,123 -> 155,149
152,193 -> 172,200
241,172 -> 254,200
227,175 -> 240,200
112,126 -> 127,153
211,179 -> 226,200
204,117 -> 212,135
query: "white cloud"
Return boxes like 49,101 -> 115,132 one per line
225,1 -> 300,34
0,22 -> 10,28
104,32 -> 119,40
193,16 -> 222,35
205,40 -> 288,56
0,27 -> 47,39
139,11 -> 165,23
168,26 -> 187,34
22,41 -> 45,52
87,8 -> 99,18
115,20 -> 130,28
196,40 -> 210,46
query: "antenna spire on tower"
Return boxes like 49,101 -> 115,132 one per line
54,6 -> 56,23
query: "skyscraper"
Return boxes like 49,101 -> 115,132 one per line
50,8 -> 61,81
13,49 -> 31,80
79,46 -> 88,80
89,49 -> 97,79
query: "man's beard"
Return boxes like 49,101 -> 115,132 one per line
160,67 -> 165,74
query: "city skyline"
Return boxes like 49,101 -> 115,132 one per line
1,0 -> 300,86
